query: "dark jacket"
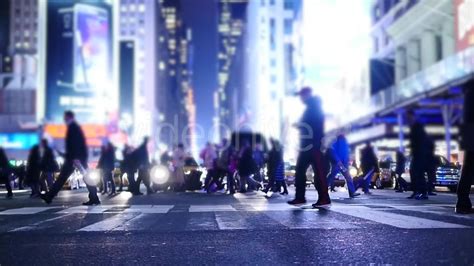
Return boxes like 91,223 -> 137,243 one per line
41,146 -> 59,173
0,147 -> 11,180
360,145 -> 378,174
267,147 -> 283,178
299,96 -> 324,151
409,121 -> 429,163
26,145 -> 41,183
238,147 -> 257,177
66,121 -> 88,163
461,85 -> 474,151
98,144 -> 116,172
395,151 -> 406,175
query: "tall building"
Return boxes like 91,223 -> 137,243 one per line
243,0 -> 302,140
159,0 -> 194,150
0,0 -> 11,73
215,0 -> 248,140
119,0 -> 161,146
0,0 -> 38,135
336,0 -> 472,162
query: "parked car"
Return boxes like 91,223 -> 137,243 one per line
401,155 -> 460,192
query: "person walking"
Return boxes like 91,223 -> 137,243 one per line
25,144 -> 42,197
119,145 -> 133,192
395,150 -> 408,192
288,87 -> 331,208
201,142 -> 217,192
426,137 -> 438,196
406,111 -> 429,200
41,110 -> 100,205
135,137 -> 154,195
172,143 -> 186,191
252,143 -> 265,183
39,139 -> 58,193
216,138 -> 236,194
237,141 -> 261,193
263,139 -> 288,195
327,134 -> 360,198
456,81 -> 474,214
0,147 -> 13,199
98,140 -> 116,195
356,142 -> 379,195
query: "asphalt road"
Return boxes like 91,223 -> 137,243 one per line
0,186 -> 473,265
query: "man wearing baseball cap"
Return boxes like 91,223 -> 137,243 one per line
288,87 -> 331,208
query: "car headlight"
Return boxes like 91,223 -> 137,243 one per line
184,170 -> 191,175
349,167 -> 358,177
84,169 -> 102,187
150,165 -> 170,185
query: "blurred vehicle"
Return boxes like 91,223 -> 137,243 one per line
372,159 -> 397,189
401,155 -> 460,192
284,162 -> 296,186
183,157 -> 199,175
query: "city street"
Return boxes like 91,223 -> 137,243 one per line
0,187 -> 473,265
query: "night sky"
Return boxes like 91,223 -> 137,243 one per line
182,0 -> 218,141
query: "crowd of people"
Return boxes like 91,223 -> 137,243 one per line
0,85 -> 473,214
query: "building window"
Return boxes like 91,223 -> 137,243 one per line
373,36 -> 379,53
270,58 -> 276,67
271,75 -> 277,84
284,0 -> 293,10
261,0 -> 265,6
435,35 -> 443,62
270,0 -> 275,6
398,46 -> 407,79
284,19 -> 293,35
270,18 -> 276,50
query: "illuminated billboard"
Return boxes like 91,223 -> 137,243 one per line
45,1 -> 114,123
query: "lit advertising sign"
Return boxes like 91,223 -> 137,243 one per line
456,0 -> 474,52
44,124 -> 107,147
0,133 -> 39,150
45,1 -> 114,123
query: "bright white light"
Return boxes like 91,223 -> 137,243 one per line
84,169 -> 101,187
150,165 -> 170,185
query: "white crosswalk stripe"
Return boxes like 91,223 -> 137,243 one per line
189,205 -> 236,212
330,205 -> 469,229
0,207 -> 57,215
78,213 -> 140,232
0,203 -> 472,232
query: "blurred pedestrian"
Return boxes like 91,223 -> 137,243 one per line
26,144 -> 42,197
98,140 -> 116,196
237,141 -> 261,193
406,111 -> 429,200
135,137 -> 154,195
456,81 -> 474,214
0,147 -> 13,199
395,150 -> 407,192
426,137 -> 438,196
327,134 -> 360,198
201,142 -> 217,192
172,143 -> 186,191
39,139 -> 58,193
288,87 -> 331,208
120,145 -> 133,192
41,110 -> 100,205
263,139 -> 287,195
253,143 -> 265,183
355,142 -> 378,195
216,138 -> 236,194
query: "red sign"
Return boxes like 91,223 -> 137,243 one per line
456,0 -> 474,52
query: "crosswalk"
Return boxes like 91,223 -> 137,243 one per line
0,203 -> 472,233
